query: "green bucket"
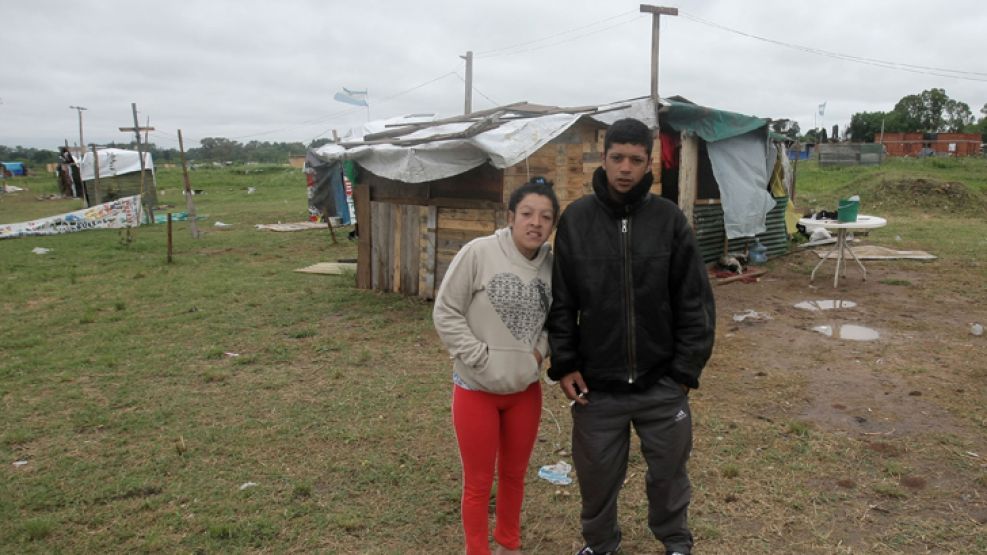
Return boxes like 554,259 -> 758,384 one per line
837,198 -> 859,222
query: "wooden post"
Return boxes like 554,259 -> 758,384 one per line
418,205 -> 437,299
90,144 -> 102,204
167,213 -> 173,263
640,5 -> 678,101
119,102 -> 155,222
461,51 -> 473,115
640,5 -> 677,194
323,206 -> 338,244
791,141 -> 799,202
354,183 -> 372,289
677,131 -> 698,228
69,106 -> 87,160
177,130 -> 200,238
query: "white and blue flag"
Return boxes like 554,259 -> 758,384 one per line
334,87 -> 368,107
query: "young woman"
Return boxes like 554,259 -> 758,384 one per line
433,177 -> 559,555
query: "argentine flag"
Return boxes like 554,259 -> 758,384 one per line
334,88 -> 369,107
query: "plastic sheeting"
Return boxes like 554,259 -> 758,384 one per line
309,96 -> 778,239
662,99 -> 768,143
80,148 -> 153,180
312,112 -> 588,184
707,130 -> 776,240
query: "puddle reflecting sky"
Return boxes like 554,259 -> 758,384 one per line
795,300 -> 857,311
812,324 -> 880,341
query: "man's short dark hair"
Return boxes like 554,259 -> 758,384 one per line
604,118 -> 653,156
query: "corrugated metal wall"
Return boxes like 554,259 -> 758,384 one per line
693,196 -> 790,263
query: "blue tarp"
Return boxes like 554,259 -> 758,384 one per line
1,162 -> 26,176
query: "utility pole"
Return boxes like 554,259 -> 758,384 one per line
69,105 -> 87,159
640,5 -> 678,102
460,50 -> 473,115
119,102 -> 156,221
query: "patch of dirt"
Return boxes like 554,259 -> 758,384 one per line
712,252 -> 985,439
707,248 -> 987,547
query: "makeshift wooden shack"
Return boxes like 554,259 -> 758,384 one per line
658,97 -> 797,263
79,148 -> 158,207
309,97 -> 793,298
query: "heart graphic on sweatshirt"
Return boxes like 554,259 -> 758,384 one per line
485,273 -> 550,343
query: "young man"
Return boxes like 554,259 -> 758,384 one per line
547,118 -> 716,555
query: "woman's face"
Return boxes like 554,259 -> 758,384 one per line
508,193 -> 556,259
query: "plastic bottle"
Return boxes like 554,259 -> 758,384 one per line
749,238 -> 768,265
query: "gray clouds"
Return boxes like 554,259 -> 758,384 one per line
2,0 -> 984,149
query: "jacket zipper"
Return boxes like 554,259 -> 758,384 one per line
621,217 -> 637,384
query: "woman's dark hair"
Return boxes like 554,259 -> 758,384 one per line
604,118 -> 653,156
508,176 -> 559,221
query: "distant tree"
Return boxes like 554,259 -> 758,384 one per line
831,124 -> 839,142
0,145 -> 58,165
892,88 -> 973,133
848,111 -> 887,142
966,102 -> 987,141
770,119 -> 801,141
309,138 -> 334,149
196,137 -> 243,162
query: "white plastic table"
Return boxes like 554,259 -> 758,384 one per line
798,215 -> 887,287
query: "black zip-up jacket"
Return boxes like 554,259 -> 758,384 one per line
547,167 -> 716,393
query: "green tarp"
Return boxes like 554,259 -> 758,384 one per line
662,99 -> 768,143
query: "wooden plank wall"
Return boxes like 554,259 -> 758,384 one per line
418,206 -> 438,299
370,201 -> 425,296
502,122 -> 601,214
434,208 -> 498,295
501,120 -> 664,213
356,119 -> 668,298
354,183 -> 372,289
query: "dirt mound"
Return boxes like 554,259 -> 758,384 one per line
866,178 -> 987,215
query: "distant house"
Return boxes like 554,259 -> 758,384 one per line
878,132 -> 981,157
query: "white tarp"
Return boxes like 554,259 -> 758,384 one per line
314,113 -> 586,184
80,148 -> 154,180
707,130 -> 777,240
311,96 -> 776,240
0,195 -> 143,239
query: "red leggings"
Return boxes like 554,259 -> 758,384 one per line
452,381 -> 542,554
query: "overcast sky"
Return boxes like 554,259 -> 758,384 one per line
2,0 -> 985,151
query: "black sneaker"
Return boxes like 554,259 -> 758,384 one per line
575,544 -> 621,555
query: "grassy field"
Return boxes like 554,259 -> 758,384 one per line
1,158 -> 985,553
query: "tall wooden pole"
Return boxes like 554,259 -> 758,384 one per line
69,106 -> 87,159
90,143 -> 102,205
461,51 -> 473,115
119,102 -> 156,222
640,5 -> 678,102
640,5 -> 678,205
177,130 -> 200,239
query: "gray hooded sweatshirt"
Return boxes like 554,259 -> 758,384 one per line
433,227 -> 552,394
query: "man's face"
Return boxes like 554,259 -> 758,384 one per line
602,143 -> 651,195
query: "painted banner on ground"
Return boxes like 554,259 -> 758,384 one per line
0,195 -> 142,239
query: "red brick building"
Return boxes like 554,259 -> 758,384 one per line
878,132 -> 981,157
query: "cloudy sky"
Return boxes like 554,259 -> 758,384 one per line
2,0 -> 985,150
